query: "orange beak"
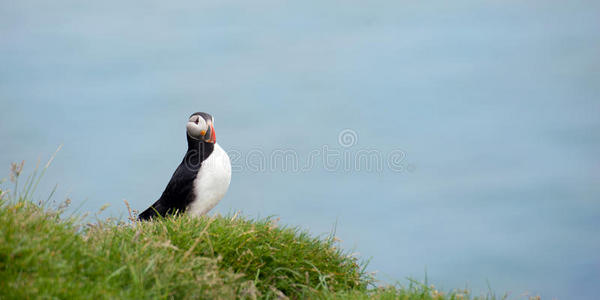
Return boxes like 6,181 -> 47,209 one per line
209,123 -> 216,143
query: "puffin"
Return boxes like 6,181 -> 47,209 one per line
138,112 -> 231,220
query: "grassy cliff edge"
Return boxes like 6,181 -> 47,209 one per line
0,161 -> 530,299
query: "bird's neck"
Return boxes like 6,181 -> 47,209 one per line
185,135 -> 215,167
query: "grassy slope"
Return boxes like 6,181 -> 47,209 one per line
0,162 -> 530,299
0,198 -> 517,300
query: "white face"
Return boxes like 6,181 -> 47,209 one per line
186,115 -> 208,139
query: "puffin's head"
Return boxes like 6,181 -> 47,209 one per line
186,112 -> 216,144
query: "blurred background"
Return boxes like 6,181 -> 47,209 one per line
1,1 -> 599,299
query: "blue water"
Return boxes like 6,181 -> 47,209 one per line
1,1 -> 599,299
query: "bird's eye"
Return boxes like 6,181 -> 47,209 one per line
195,118 -> 199,125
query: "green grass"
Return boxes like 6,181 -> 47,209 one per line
0,160 -> 537,299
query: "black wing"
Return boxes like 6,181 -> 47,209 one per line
138,160 -> 200,221
138,199 -> 168,220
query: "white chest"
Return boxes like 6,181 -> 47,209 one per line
187,143 -> 232,217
